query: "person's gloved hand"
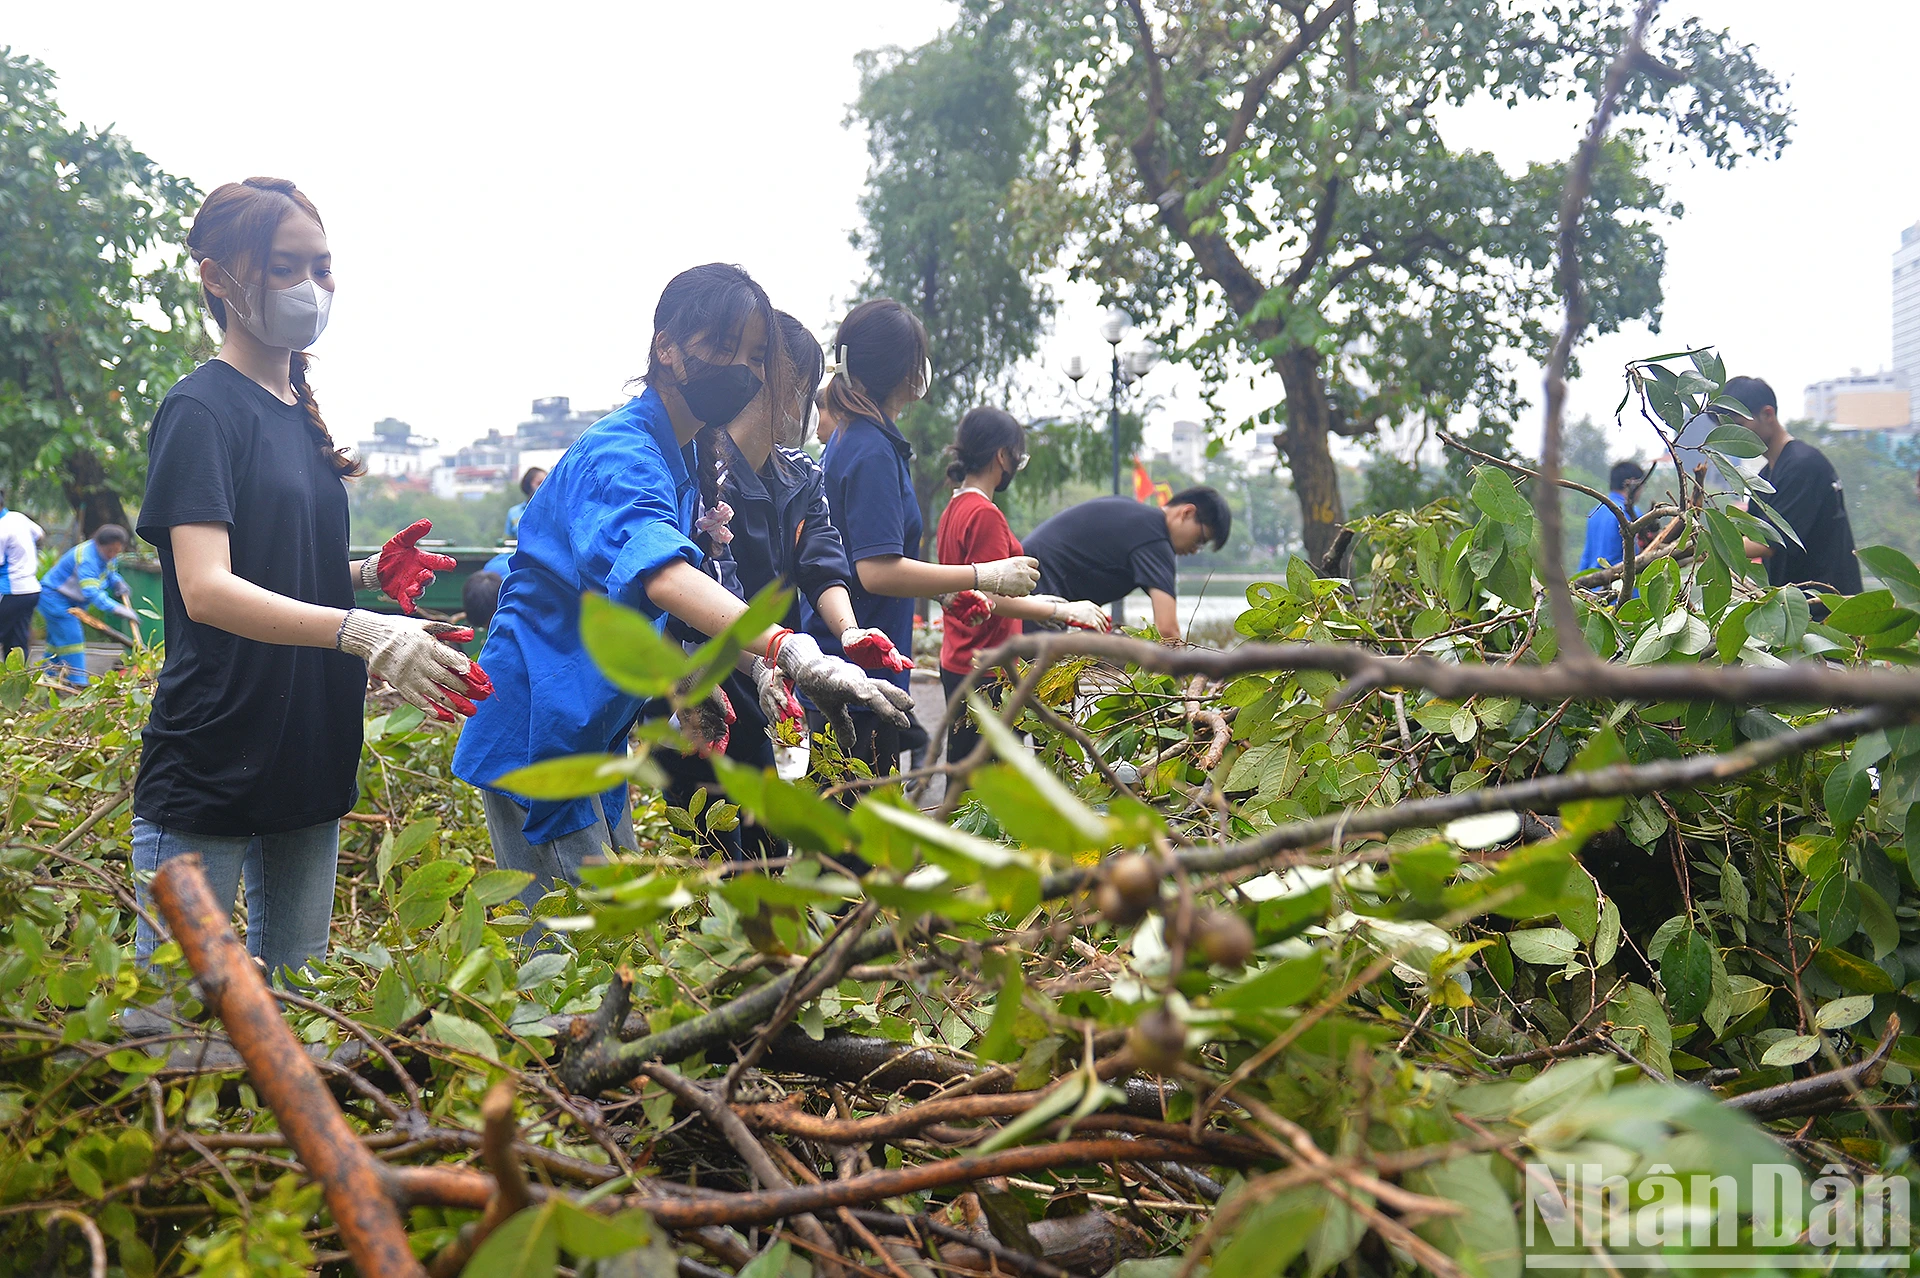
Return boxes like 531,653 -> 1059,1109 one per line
973,556 -> 1041,597
771,630 -> 913,747
675,679 -> 735,756
359,519 -> 458,615
939,589 -> 994,627
110,602 -> 140,623
748,655 -> 804,726
336,610 -> 490,722
1053,599 -> 1111,631
840,627 -> 913,673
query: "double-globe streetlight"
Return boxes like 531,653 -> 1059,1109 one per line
1065,308 -> 1159,626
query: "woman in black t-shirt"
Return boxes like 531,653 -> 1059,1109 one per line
133,177 -> 491,979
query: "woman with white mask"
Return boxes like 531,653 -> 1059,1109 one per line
132,177 -> 487,980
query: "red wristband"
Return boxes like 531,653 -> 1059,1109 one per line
765,626 -> 794,668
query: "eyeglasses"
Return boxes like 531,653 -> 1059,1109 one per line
1010,451 -> 1030,472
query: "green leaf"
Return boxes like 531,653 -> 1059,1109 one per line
1469,466 -> 1534,527
1701,422 -> 1766,458
64,1142 -> 105,1199
738,1242 -> 794,1278
1824,589 -> 1914,638
1857,881 -> 1900,961
369,967 -> 413,1030
1211,952 -> 1326,1013
1814,946 -> 1895,994
465,1202 -> 558,1277
1814,995 -> 1875,1031
427,1010 -> 500,1063
1857,545 -> 1920,609
711,756 -> 852,855
1760,1034 -> 1821,1067
1659,930 -> 1714,1024
968,697 -> 1112,852
1211,1191 -> 1322,1278
471,870 -> 536,908
579,592 -> 690,698
1816,875 -> 1861,947
552,1200 -> 655,1257
1407,1155 -> 1521,1278
1608,982 -> 1673,1077
972,1073 -> 1106,1155
493,752 -> 658,802
1507,928 -> 1579,967
1556,871 -> 1599,945
975,950 -> 1027,1063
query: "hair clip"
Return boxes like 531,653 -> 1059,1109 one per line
822,345 -> 850,382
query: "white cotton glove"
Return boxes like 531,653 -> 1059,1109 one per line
336,609 -> 489,723
972,556 -> 1041,597
773,631 -> 914,745
748,655 -> 804,727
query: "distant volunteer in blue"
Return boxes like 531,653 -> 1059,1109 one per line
0,492 -> 44,661
803,299 -> 1040,772
133,177 -> 482,979
454,265 -> 911,906
38,525 -> 138,685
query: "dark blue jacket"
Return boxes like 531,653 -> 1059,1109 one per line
710,433 -> 852,627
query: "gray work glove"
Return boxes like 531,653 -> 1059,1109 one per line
773,631 -> 913,749
748,654 -> 804,728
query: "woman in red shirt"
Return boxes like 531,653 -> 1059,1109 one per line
935,408 -> 1107,763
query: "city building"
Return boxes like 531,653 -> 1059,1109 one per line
1894,221 -> 1920,426
1804,370 -> 1912,431
429,396 -> 605,500
1168,419 -> 1205,476
354,417 -> 439,480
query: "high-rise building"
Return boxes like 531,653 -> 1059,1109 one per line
1169,419 -> 1205,475
1892,221 -> 1920,425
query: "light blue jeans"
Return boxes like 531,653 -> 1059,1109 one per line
481,788 -> 635,914
132,817 -> 339,980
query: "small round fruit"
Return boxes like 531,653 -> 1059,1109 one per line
1194,909 -> 1254,969
1107,853 -> 1160,910
1127,1005 -> 1187,1073
1096,883 -> 1146,927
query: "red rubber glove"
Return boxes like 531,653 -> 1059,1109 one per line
840,626 -> 914,673
943,590 -> 993,627
374,520 -> 457,615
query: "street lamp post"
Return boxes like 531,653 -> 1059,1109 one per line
1066,308 -> 1158,628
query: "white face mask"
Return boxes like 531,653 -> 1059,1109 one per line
222,268 -> 332,350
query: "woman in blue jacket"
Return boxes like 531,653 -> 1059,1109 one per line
802,299 -> 1041,773
453,265 -> 912,906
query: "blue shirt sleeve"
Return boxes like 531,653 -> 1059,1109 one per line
572,445 -> 702,614
74,548 -> 121,612
1578,502 -> 1623,573
831,436 -> 908,563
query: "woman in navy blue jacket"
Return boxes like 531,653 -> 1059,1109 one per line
802,300 -> 1041,774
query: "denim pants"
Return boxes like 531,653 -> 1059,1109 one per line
132,817 -> 339,979
481,788 -> 635,915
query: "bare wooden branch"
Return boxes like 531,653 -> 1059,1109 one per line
151,856 -> 424,1278
1724,1014 -> 1901,1120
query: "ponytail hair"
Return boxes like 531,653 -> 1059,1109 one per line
821,299 -> 930,427
186,177 -> 361,477
943,407 -> 1025,486
643,263 -> 778,560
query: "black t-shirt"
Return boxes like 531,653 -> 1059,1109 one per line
134,361 -> 367,836
1022,496 -> 1178,605
1757,439 -> 1862,595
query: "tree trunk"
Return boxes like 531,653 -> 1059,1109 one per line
1273,347 -> 1346,563
61,449 -> 130,536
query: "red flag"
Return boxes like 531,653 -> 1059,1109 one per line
1132,458 -> 1156,503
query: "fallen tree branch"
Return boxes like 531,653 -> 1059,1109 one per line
971,631 -> 1920,712
151,855 -> 423,1278
426,1081 -> 530,1278
1723,1014 -> 1901,1120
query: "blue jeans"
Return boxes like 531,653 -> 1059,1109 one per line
132,817 -> 339,979
481,788 -> 634,913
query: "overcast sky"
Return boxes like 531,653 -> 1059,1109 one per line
12,2 -> 1918,470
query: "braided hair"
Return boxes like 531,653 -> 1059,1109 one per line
644,264 -> 778,559
186,177 -> 361,477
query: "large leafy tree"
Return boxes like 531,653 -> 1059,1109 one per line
956,0 -> 1790,558
849,23 -> 1057,540
0,49 -> 204,533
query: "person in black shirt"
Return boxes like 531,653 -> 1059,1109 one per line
1021,487 -> 1231,640
1718,376 -> 1863,596
134,178 -> 487,979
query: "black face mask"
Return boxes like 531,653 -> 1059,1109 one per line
994,468 -> 1015,494
678,360 -> 764,426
